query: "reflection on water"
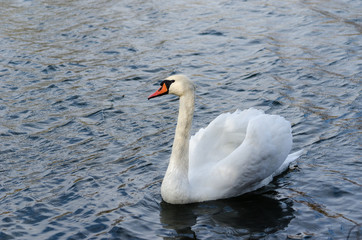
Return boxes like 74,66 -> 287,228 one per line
160,192 -> 294,239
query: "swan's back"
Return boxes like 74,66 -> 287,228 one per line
189,108 -> 293,201
189,108 -> 264,169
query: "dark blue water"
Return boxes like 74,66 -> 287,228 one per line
1,0 -> 361,239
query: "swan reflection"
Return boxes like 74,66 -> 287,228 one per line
160,191 -> 294,239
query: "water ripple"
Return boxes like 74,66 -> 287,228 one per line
0,0 -> 361,239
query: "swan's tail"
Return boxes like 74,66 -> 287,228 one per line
285,149 -> 304,165
274,149 -> 304,176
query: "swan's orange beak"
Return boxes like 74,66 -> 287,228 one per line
148,82 -> 168,100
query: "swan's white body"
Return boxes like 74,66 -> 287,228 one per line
149,75 -> 302,204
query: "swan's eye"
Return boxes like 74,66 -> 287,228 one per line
161,80 -> 175,90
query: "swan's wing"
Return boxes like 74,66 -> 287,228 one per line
189,108 -> 264,171
190,112 -> 295,201
210,113 -> 293,196
237,149 -> 304,196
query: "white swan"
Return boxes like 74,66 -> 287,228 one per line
148,75 -> 302,204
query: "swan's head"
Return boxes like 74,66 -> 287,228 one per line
148,74 -> 194,99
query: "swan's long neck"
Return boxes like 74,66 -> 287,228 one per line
161,90 -> 194,204
170,91 -> 194,170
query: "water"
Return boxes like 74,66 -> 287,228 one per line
0,0 -> 361,239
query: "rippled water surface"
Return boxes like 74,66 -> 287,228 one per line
1,0 -> 361,239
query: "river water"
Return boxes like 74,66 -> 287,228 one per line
0,0 -> 361,239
